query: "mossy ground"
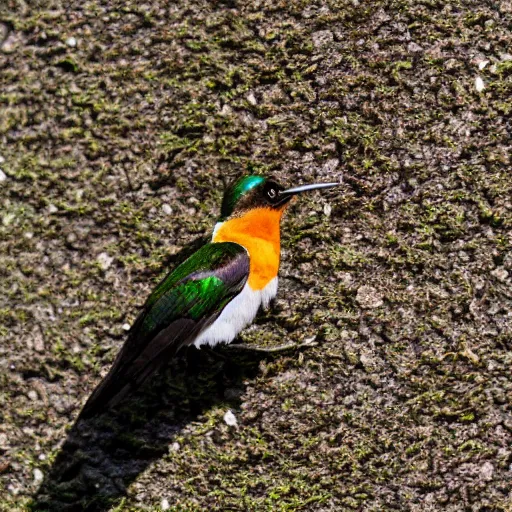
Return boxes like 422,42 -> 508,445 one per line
0,0 -> 511,510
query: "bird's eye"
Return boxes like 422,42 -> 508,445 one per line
267,188 -> 277,200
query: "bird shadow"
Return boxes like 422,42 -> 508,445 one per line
29,344 -> 273,512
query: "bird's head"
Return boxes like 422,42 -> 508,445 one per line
219,175 -> 339,221
213,175 -> 340,288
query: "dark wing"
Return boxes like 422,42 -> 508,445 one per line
80,242 -> 249,417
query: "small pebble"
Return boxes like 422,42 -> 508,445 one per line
475,76 -> 485,92
33,468 -> 44,483
491,267 -> 508,282
220,104 -> 232,116
122,323 -> 131,331
223,410 -> 238,427
65,36 -> 77,47
66,232 -> 77,244
0,433 -> 9,450
356,285 -> 384,309
407,42 -> 423,53
48,204 -> 58,214
1,34 -> 17,53
7,484 -> 19,495
0,169 -> 6,182
161,498 -> 170,510
323,203 -> 332,217
97,252 -> 113,270
28,390 -> 38,401
2,213 -> 15,226
247,93 -> 257,105
161,203 -> 173,215
33,326 -> 45,353
480,461 -> 494,481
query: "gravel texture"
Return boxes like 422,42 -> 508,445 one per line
0,0 -> 511,511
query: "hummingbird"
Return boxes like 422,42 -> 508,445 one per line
81,175 -> 339,417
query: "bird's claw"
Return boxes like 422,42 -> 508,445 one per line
227,340 -> 318,354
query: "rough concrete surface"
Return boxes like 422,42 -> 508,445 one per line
0,0 -> 511,510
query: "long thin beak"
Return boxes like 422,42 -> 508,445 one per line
279,182 -> 341,197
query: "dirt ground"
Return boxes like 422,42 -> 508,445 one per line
1,0 -> 511,510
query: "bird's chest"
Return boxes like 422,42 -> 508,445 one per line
211,210 -> 282,291
192,277 -> 278,348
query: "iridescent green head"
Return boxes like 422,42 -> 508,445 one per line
219,175 -> 340,220
220,175 -> 282,220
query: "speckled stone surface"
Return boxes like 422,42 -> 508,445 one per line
0,0 -> 511,510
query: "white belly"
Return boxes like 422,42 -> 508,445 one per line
193,277 -> 278,348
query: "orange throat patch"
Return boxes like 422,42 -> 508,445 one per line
212,207 -> 284,290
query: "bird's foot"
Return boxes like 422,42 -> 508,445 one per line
227,340 -> 318,354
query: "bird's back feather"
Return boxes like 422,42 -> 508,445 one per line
80,242 -> 249,417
